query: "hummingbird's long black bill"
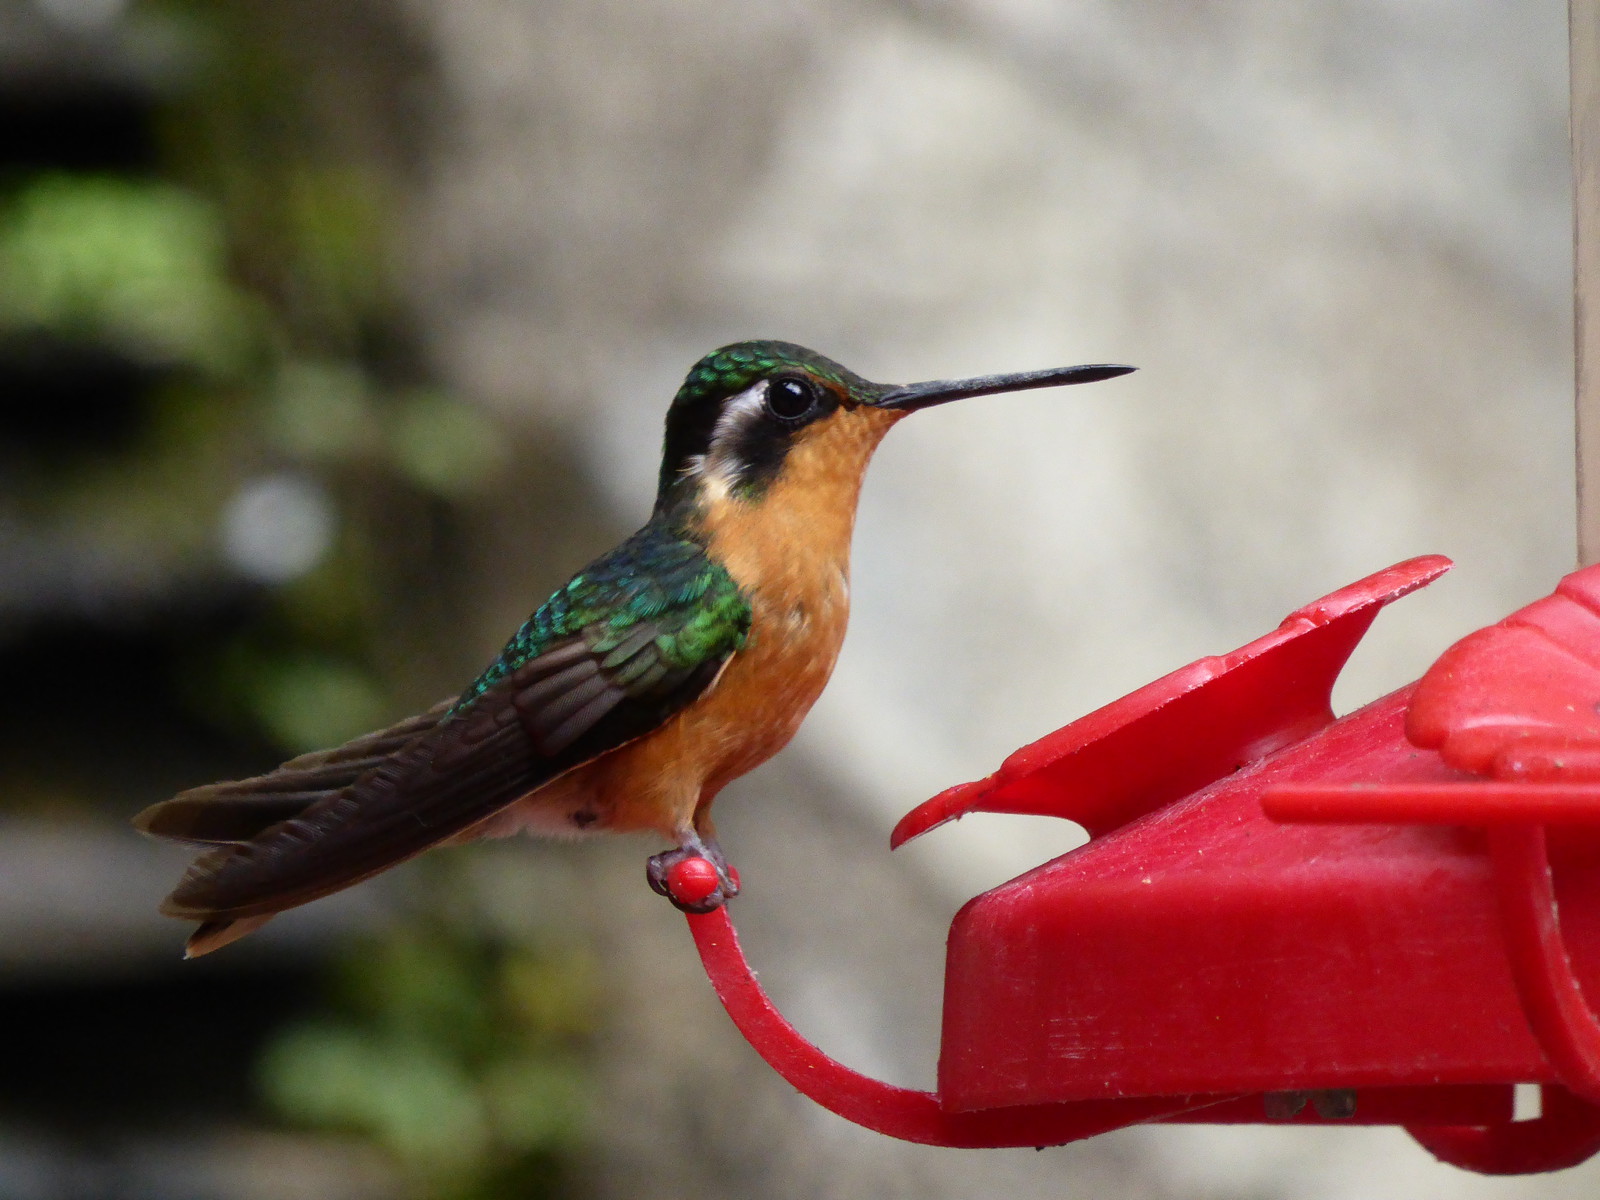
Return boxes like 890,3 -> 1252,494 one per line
874,363 -> 1135,411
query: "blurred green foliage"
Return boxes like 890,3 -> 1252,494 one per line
260,917 -> 596,1199
0,0 -> 505,760
0,2 -> 593,1195
0,173 -> 252,372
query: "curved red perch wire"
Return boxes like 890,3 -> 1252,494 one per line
1407,826 -> 1600,1172
1414,1088 -> 1600,1177
1408,1087 -> 1600,1175
683,907 -> 1227,1148
1489,825 -> 1600,1105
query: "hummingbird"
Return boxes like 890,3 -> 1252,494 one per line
136,341 -> 1133,956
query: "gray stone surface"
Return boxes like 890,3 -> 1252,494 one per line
16,1 -> 1586,1195
387,2 -> 1600,1196
387,1 -> 1595,1196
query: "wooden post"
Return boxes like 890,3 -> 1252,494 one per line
1574,0 -> 1600,565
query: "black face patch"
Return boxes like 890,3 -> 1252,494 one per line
707,376 -> 839,497
655,341 -> 877,506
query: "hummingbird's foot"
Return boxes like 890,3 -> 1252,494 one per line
647,834 -> 740,914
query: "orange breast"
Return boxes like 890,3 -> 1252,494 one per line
583,403 -> 904,837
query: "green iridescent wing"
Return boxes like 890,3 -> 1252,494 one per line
140,527 -> 750,926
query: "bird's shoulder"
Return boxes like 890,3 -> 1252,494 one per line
454,524 -> 751,714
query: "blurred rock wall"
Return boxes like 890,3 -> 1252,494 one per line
3,0 -> 1583,1196
386,2 -> 1591,1198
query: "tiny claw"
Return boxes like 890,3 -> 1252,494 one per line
647,858 -> 672,898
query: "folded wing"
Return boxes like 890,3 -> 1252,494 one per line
136,530 -> 750,949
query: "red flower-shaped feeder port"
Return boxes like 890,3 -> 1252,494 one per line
663,554 -> 1600,1173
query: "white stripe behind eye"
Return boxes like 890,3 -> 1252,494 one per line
688,379 -> 769,493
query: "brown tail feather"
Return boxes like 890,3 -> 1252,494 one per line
185,914 -> 273,958
134,700 -> 454,847
160,714 -> 544,921
136,793 -> 325,845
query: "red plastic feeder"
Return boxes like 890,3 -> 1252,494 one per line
673,555 -> 1600,1173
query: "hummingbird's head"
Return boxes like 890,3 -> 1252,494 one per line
655,339 -> 1133,513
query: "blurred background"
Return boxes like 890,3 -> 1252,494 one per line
0,0 -> 1591,1197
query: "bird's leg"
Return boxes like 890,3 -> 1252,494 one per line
646,818 -> 739,913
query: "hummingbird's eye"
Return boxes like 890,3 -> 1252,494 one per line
764,377 -> 818,423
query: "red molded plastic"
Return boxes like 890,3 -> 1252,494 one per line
683,906 -> 1227,1147
934,688 -> 1546,1109
680,556 -> 1600,1173
891,556 -> 1450,845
